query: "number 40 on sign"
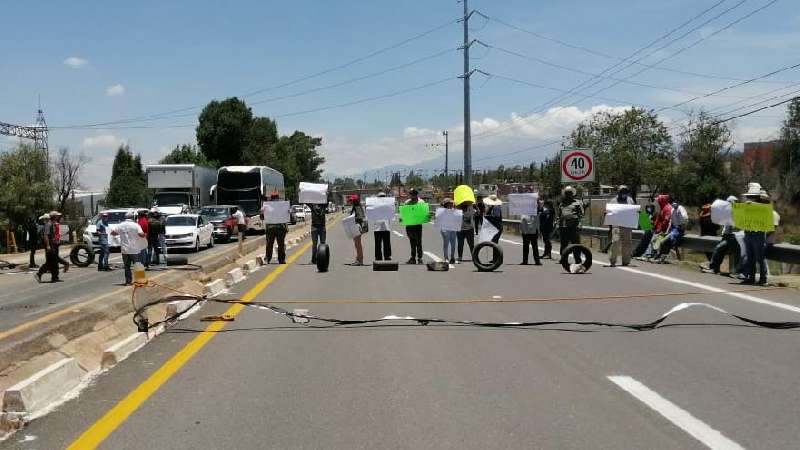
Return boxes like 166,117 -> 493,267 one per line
561,148 -> 595,183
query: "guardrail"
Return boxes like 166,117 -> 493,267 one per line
502,220 -> 800,265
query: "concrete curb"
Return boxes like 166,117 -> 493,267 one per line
2,358 -> 86,414
242,260 -> 259,274
100,333 -> 147,370
225,268 -> 245,287
165,299 -> 199,319
204,279 -> 226,296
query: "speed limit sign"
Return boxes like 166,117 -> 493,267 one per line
561,148 -> 594,183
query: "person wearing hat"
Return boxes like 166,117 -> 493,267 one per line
607,185 -> 636,267
483,194 -> 503,243
96,212 -> 111,271
520,205 -> 542,266
439,198 -> 457,264
34,213 -> 57,282
372,192 -> 392,261
348,194 -> 367,266
50,211 -> 70,274
701,195 -> 741,276
261,192 -> 289,264
404,189 -> 424,264
556,186 -> 584,264
739,184 -> 771,285
110,210 -> 146,285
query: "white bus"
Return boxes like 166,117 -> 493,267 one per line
211,166 -> 285,231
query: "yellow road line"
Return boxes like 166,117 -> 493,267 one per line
66,241 -> 312,450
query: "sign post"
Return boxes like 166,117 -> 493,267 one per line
560,148 -> 594,183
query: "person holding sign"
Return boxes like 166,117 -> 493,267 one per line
371,192 -> 393,261
260,192 -> 289,264
483,194 -> 503,243
738,184 -> 773,285
606,185 -> 636,267
520,212 -> 541,265
349,195 -> 367,266
701,196 -> 741,276
403,189 -> 425,264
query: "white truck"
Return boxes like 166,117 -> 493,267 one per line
146,164 -> 217,215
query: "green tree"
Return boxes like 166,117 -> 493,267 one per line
0,144 -> 53,227
243,117 -> 279,165
160,144 -> 217,167
106,145 -> 148,207
568,107 -> 674,197
196,97 -> 253,166
672,111 -> 735,205
540,154 -> 562,198
774,97 -> 800,203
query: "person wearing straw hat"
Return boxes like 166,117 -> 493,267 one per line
483,194 -> 503,243
740,183 -> 770,285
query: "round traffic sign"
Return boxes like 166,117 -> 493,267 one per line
562,150 -> 593,181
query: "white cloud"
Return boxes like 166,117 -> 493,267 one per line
82,135 -> 126,149
732,126 -> 780,147
320,105 -> 632,176
106,84 -> 125,96
63,56 -> 88,68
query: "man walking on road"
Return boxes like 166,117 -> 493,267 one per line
404,189 -> 423,264
233,206 -> 246,241
111,210 -> 146,285
50,211 -> 69,274
34,214 -> 58,283
309,202 -> 327,265
27,216 -> 40,268
96,212 -> 111,271
137,210 -> 150,269
607,185 -> 636,267
261,193 -> 288,264
373,192 -> 392,261
556,186 -> 584,264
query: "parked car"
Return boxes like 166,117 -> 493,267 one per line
200,205 -> 239,242
164,214 -> 214,252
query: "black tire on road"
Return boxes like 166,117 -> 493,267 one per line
70,244 -> 95,267
316,243 -> 330,272
559,244 -> 593,273
472,241 -> 503,272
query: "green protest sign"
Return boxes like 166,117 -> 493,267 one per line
732,202 -> 774,232
638,211 -> 653,231
399,202 -> 430,226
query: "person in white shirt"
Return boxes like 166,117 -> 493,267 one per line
232,207 -> 246,241
110,210 -> 146,285
607,185 -> 636,267
373,192 -> 392,261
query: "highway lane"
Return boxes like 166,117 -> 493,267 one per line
3,223 -> 800,449
0,236 -> 253,333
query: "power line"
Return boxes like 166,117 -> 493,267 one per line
51,18 -> 459,129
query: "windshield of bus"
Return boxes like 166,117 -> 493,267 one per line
165,216 -> 197,227
154,192 -> 190,206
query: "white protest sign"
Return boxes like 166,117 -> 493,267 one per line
342,214 -> 364,239
298,182 -> 328,204
710,199 -> 734,226
508,193 -> 538,216
435,208 -> 463,232
365,197 -> 396,223
603,203 -> 641,228
262,201 -> 290,224
477,220 -> 499,243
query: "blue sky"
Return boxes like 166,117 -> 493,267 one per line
1,0 -> 798,189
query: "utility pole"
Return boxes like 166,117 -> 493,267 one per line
443,130 -> 449,176
460,0 -> 474,186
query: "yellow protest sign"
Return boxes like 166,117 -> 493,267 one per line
732,202 -> 774,232
454,185 -> 476,206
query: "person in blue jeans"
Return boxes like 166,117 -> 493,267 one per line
96,212 -> 111,271
439,198 -> 457,264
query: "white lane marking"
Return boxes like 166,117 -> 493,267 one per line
490,237 -> 800,315
392,230 -> 404,237
608,375 -> 745,450
423,251 -> 442,262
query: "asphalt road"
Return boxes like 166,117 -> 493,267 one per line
0,235 -> 246,333
3,222 -> 800,449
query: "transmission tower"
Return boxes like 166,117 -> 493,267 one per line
0,103 -> 49,162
